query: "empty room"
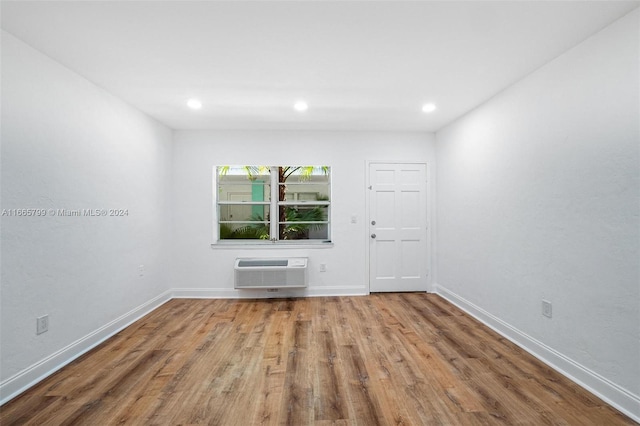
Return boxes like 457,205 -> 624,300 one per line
1,1 -> 638,425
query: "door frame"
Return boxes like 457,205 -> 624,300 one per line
365,161 -> 432,294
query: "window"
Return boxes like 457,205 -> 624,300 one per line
216,166 -> 331,243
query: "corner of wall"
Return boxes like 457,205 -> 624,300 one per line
0,290 -> 173,406
433,284 -> 640,423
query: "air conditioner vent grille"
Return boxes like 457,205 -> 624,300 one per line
234,258 -> 308,289
237,259 -> 288,268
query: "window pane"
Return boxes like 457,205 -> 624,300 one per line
216,165 -> 330,242
218,166 -> 271,202
217,166 -> 271,178
217,187 -> 271,202
277,166 -> 330,202
280,205 -> 329,222
219,222 -> 270,240
219,204 -> 270,222
281,166 -> 329,179
278,222 -> 329,240
281,182 -> 330,202
277,205 -> 329,240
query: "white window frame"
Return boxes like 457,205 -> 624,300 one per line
212,166 -> 332,247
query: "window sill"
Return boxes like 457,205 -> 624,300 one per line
210,241 -> 334,250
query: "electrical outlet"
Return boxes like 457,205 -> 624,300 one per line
320,263 -> 327,272
138,264 -> 145,277
36,315 -> 49,335
267,288 -> 279,292
542,300 -> 552,318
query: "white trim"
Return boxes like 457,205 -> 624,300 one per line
365,160 -> 372,294
0,289 -> 173,406
172,286 -> 367,299
270,166 -> 279,238
212,165 -> 219,242
434,283 -> 640,423
210,242 -> 334,250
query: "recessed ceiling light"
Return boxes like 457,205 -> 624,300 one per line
294,101 -> 308,112
187,98 -> 202,110
422,103 -> 437,113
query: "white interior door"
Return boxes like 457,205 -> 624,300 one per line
369,163 -> 428,292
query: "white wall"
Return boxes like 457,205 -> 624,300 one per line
171,130 -> 436,297
435,9 -> 639,417
0,32 -> 173,399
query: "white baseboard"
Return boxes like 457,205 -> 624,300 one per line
0,289 -> 173,406
0,285 -> 366,406
434,283 -> 640,423
172,286 -> 367,299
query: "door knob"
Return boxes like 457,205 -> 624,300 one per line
371,234 -> 377,239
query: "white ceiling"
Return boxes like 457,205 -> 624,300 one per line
2,1 -> 638,132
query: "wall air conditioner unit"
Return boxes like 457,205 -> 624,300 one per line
234,258 -> 308,289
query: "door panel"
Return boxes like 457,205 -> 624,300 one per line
376,241 -> 396,278
401,240 -> 421,278
369,163 -> 428,292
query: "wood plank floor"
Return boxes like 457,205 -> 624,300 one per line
1,294 -> 636,425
